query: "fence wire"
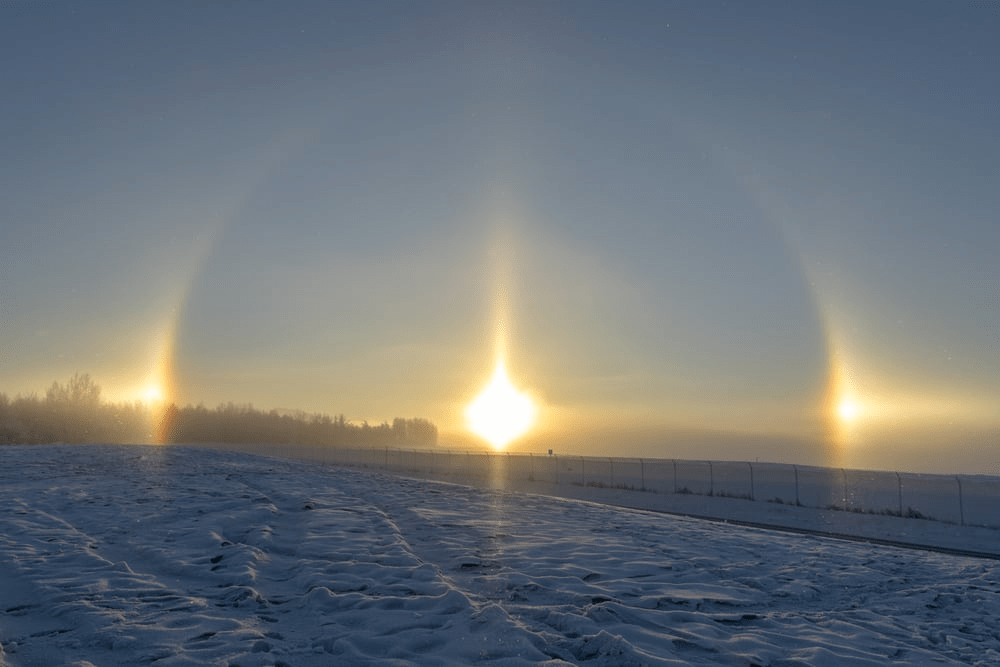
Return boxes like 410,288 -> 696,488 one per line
203,443 -> 999,530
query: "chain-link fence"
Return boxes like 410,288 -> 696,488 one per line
205,442 -> 999,529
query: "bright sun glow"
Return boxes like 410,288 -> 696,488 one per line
141,385 -> 163,404
838,398 -> 861,423
466,360 -> 535,449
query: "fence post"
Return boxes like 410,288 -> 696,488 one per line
957,476 -> 965,526
896,472 -> 903,516
748,461 -> 755,501
794,465 -> 800,506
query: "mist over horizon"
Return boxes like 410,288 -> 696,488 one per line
3,371 -> 995,478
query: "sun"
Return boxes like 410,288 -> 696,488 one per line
466,360 -> 535,450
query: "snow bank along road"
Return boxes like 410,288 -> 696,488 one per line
1,445 -> 999,666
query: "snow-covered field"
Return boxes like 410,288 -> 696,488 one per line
2,445 -> 999,666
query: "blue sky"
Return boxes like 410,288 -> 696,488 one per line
2,1 -> 997,473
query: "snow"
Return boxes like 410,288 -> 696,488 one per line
2,444 -> 1000,666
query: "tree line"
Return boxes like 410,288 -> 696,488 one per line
0,373 -> 437,448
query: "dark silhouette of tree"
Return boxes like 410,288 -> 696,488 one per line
1,373 -> 438,450
43,373 -> 103,442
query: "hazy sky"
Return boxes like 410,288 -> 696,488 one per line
2,1 -> 998,473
